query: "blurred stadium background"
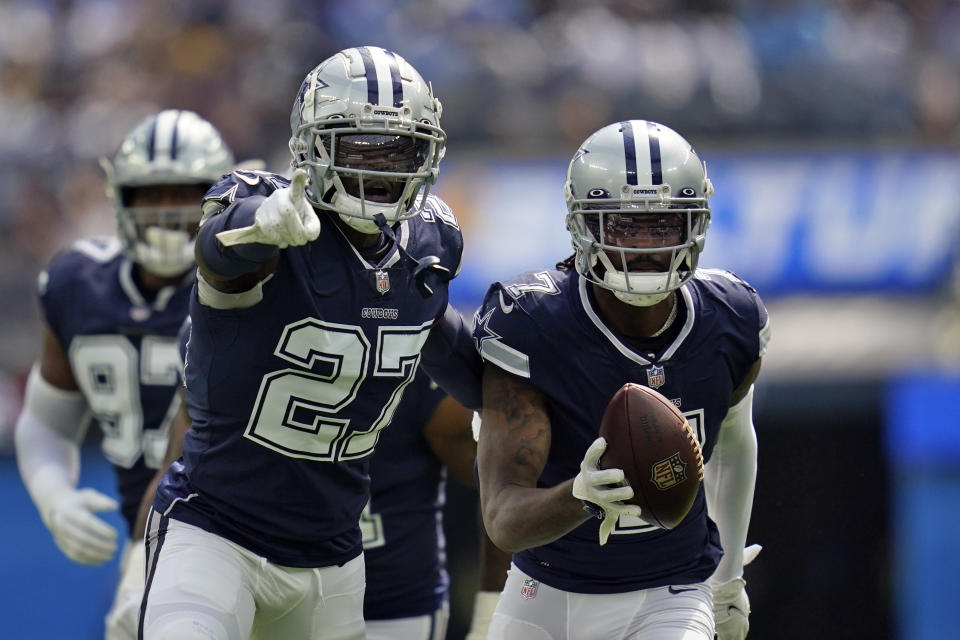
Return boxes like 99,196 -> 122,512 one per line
1,1 -> 959,638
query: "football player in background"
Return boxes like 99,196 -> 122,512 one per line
363,369 -> 509,640
473,121 -> 768,639
14,109 -> 235,640
140,46 -> 478,639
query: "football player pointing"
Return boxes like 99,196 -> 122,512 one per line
474,121 -> 768,639
140,47 -> 472,640
14,110 -> 234,640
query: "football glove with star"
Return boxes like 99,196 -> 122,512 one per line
572,437 -> 643,546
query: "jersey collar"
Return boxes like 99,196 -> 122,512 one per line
577,276 -> 696,365
338,219 -> 408,270
118,258 -> 190,315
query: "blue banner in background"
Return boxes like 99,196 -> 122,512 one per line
884,372 -> 960,640
441,149 -> 960,308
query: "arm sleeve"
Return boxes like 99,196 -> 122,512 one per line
704,385 -> 758,585
14,365 -> 90,514
420,305 -> 483,410
196,196 -> 278,277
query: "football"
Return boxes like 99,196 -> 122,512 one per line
598,382 -> 704,530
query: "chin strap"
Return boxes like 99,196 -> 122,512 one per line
373,213 -> 449,298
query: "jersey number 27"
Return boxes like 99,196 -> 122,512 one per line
242,318 -> 432,462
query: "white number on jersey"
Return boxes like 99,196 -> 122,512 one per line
69,335 -> 181,469
243,318 -> 432,461
360,499 -> 386,549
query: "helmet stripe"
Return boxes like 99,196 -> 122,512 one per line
385,50 -> 403,108
152,110 -> 178,163
169,110 -> 181,160
359,46 -> 380,105
646,121 -> 663,185
146,115 -> 158,162
620,120 -> 638,186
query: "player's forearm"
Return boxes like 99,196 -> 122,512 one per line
478,508 -> 512,590
705,388 -> 758,584
196,196 -> 278,277
482,479 -> 589,553
15,366 -> 87,508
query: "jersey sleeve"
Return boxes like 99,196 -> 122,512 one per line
472,271 -> 562,381
37,249 -> 90,347
699,268 -> 770,366
756,291 -> 771,359
200,169 -> 290,221
728,271 -> 770,361
420,195 -> 464,279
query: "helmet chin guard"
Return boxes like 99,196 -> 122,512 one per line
565,120 -> 712,301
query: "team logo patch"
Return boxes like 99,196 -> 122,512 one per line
651,452 -> 687,490
646,364 -> 665,389
520,578 -> 539,600
374,270 -> 390,295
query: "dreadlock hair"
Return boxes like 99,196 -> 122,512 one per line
556,253 -> 576,271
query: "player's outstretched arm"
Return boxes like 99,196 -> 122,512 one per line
195,169 -> 318,294
15,328 -> 119,566
477,366 -> 589,553
705,358 -> 762,640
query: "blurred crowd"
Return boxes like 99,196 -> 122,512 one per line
1,0 -> 959,445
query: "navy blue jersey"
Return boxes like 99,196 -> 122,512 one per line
38,237 -> 191,535
473,267 -> 769,594
362,368 -> 448,619
155,170 -> 464,567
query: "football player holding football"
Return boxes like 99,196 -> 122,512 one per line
140,46 -> 477,639
474,121 -> 768,639
14,109 -> 235,640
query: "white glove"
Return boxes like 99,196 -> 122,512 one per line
41,486 -> 119,565
105,542 -> 147,640
571,437 -> 643,546
465,590 -> 500,640
712,544 -> 762,640
216,169 -> 320,248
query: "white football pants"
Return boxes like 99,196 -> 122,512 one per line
105,539 -> 146,640
365,601 -> 449,640
140,511 -> 366,640
487,563 -> 714,640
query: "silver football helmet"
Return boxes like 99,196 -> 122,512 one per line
565,120 -> 713,306
102,109 -> 235,277
289,46 -> 446,234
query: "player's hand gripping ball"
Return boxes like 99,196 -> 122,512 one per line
598,383 -> 703,529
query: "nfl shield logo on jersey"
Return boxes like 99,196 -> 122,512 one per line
651,452 -> 687,490
646,364 -> 665,389
374,270 -> 390,295
520,578 -> 539,600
